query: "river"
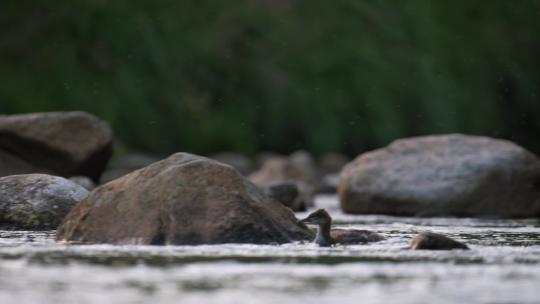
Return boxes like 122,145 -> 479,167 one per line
1,195 -> 539,304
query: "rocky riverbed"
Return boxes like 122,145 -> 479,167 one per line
1,195 -> 539,304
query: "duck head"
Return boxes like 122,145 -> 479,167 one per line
299,209 -> 332,226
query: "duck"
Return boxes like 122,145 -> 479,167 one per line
299,209 -> 384,247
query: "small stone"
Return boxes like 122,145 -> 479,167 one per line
410,232 -> 469,250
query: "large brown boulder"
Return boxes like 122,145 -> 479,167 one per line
339,134 -> 540,218
0,111 -> 113,181
0,174 -> 88,230
56,153 -> 311,245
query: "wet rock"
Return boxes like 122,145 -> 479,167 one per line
69,176 -> 96,191
0,112 -> 113,181
56,153 -> 310,245
0,174 -> 88,230
410,232 -> 469,250
263,181 -> 306,211
249,150 -> 318,210
339,134 -> 540,218
100,153 -> 161,183
210,152 -> 255,175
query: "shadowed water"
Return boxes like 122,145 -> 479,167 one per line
1,195 -> 539,304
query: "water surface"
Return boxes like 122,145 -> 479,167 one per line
1,195 -> 539,304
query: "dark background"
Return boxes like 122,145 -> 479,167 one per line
1,0 -> 539,157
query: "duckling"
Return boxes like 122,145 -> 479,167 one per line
299,209 -> 384,247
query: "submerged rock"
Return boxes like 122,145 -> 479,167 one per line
0,174 -> 88,230
410,232 -> 469,250
339,134 -> 540,218
0,111 -> 113,181
56,153 -> 310,245
250,150 -> 318,210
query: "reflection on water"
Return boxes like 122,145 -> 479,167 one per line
1,195 -> 539,304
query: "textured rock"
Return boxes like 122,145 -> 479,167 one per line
0,174 -> 88,230
0,111 -> 113,181
410,232 -> 469,250
339,134 -> 540,218
250,151 -> 318,209
56,153 -> 310,245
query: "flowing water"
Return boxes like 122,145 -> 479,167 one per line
1,195 -> 539,304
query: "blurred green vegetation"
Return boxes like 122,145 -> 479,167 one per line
1,0 -> 539,156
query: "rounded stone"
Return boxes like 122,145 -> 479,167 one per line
0,174 -> 88,230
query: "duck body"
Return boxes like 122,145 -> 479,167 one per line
300,209 -> 384,247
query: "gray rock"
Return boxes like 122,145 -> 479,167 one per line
0,111 -> 113,181
0,174 -> 88,230
339,134 -> 540,218
56,153 -> 310,245
410,232 -> 469,250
